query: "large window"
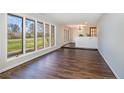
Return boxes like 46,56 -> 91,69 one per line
45,24 -> 50,47
7,14 -> 23,57
7,14 -> 56,58
26,19 -> 35,53
37,22 -> 44,49
51,25 -> 55,46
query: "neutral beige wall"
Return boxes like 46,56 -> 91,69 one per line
98,13 -> 124,79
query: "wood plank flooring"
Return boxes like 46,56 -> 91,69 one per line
0,48 -> 116,79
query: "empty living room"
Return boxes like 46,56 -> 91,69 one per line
1,0 -> 124,93
0,13 -> 124,79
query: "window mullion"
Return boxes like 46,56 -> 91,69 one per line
49,24 -> 51,47
44,23 -> 46,48
54,26 -> 56,46
23,17 -> 26,54
35,20 -> 37,51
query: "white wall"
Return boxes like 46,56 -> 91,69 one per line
98,13 -> 124,79
75,37 -> 97,49
0,13 -> 62,73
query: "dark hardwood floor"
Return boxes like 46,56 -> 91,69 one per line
0,48 -> 116,79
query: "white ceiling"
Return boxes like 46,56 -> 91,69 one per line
41,13 -> 103,25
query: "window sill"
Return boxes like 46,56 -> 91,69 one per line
7,46 -> 55,62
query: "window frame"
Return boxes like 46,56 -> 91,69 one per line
37,21 -> 44,49
51,25 -> 55,46
7,13 -> 56,59
45,23 -> 50,48
25,18 -> 36,53
7,13 -> 23,58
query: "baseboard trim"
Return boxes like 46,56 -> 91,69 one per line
98,49 -> 120,79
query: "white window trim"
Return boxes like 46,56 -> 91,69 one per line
44,23 -> 51,48
35,20 -> 37,51
49,24 -> 52,47
7,13 -> 56,60
7,14 -> 24,58
23,16 -> 26,54
25,18 -> 36,53
51,24 -> 56,47
36,21 -> 44,50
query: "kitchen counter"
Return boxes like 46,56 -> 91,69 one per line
75,37 -> 97,49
